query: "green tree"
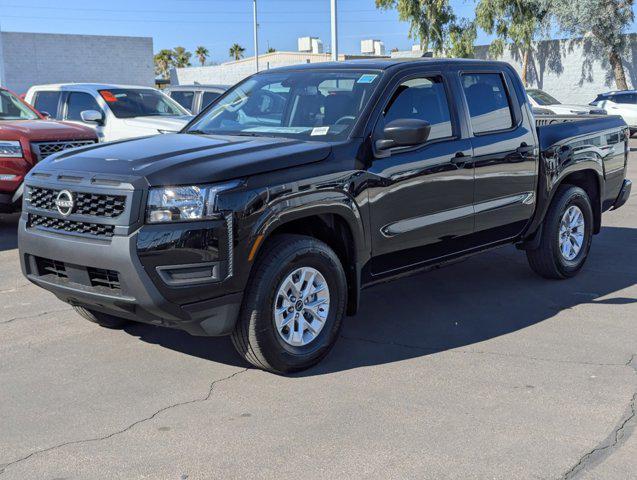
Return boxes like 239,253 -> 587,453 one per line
475,0 -> 547,87
153,49 -> 174,79
447,20 -> 477,58
229,43 -> 246,61
172,46 -> 192,68
375,0 -> 455,54
195,46 -> 209,66
267,47 -> 276,53
541,0 -> 633,90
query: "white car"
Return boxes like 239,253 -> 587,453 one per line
590,90 -> 637,133
24,83 -> 193,143
526,89 -> 606,116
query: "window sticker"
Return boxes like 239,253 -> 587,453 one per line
357,74 -> 378,84
311,126 -> 330,136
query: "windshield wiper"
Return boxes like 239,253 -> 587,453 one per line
186,129 -> 211,135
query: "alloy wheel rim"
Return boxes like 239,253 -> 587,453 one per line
559,205 -> 585,261
274,267 -> 330,347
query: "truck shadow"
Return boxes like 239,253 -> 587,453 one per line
125,225 -> 637,376
0,214 -> 19,251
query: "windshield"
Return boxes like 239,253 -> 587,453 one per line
99,88 -> 188,118
0,90 -> 39,121
527,89 -> 560,106
186,69 -> 382,141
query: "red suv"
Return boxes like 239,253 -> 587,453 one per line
0,87 -> 98,212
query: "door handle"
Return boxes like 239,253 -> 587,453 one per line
451,152 -> 471,168
516,144 -> 534,155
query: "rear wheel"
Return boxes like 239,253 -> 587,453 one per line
526,185 -> 593,279
231,234 -> 347,374
73,306 -> 129,329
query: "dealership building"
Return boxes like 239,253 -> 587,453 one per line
0,31 -> 154,94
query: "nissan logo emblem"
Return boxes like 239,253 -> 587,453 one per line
55,190 -> 74,216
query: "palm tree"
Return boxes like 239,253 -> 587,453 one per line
195,46 -> 209,66
172,46 -> 192,68
229,43 -> 246,61
153,49 -> 174,79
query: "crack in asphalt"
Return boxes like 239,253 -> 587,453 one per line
340,334 -> 629,367
0,307 -> 74,325
559,354 -> 637,479
0,368 -> 249,476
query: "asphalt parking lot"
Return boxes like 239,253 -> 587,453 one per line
1,147 -> 636,480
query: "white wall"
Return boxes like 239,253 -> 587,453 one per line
0,32 -> 154,93
474,34 -> 637,104
171,51 -> 377,87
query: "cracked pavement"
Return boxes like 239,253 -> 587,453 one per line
1,148 -> 637,479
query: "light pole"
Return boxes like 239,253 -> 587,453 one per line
330,0 -> 338,61
0,22 -> 5,86
253,0 -> 259,72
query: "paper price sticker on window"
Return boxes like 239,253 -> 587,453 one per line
357,74 -> 378,84
311,126 -> 330,136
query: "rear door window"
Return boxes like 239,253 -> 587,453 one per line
33,91 -> 62,118
170,90 -> 195,111
65,92 -> 101,121
461,73 -> 514,134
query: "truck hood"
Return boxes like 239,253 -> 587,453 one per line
0,119 -> 96,141
122,115 -> 193,133
36,133 -> 332,185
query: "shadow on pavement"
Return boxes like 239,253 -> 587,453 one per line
0,214 -> 19,252
125,226 -> 637,376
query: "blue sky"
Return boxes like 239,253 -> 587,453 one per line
1,0 -> 636,64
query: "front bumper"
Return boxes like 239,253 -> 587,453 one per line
18,217 -> 242,336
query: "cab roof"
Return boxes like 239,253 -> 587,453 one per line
266,57 -> 510,73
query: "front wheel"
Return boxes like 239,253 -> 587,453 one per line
526,185 -> 594,279
73,306 -> 129,329
231,234 -> 347,374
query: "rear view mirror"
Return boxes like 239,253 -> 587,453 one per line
80,110 -> 104,125
376,119 -> 431,152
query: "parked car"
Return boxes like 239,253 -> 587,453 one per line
165,84 -> 229,114
24,84 -> 193,143
18,59 -> 631,374
527,88 -> 606,115
0,87 -> 97,213
590,90 -> 637,134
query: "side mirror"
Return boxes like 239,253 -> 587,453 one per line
375,119 -> 431,152
80,110 -> 104,125
40,111 -> 51,119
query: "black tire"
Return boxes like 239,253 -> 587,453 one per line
73,306 -> 129,329
526,185 -> 594,279
231,234 -> 347,374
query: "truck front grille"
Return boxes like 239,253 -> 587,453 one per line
28,214 -> 115,238
87,267 -> 121,290
33,256 -> 121,291
35,257 -> 68,279
28,187 -> 126,218
31,140 -> 96,161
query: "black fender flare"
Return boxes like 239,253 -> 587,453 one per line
249,190 -> 369,315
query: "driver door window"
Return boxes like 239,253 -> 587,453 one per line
66,92 -> 102,122
383,77 -> 453,142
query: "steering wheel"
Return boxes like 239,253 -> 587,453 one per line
334,115 -> 356,125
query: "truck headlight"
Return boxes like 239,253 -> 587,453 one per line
0,141 -> 23,158
146,181 -> 239,223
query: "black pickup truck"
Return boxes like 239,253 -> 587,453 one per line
18,59 -> 631,373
